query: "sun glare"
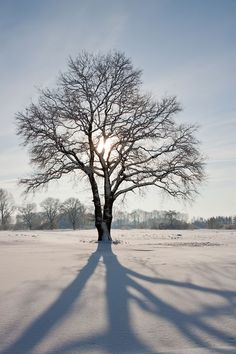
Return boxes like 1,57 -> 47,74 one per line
97,137 -> 112,158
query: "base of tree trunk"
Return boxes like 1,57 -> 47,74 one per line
97,221 -> 113,242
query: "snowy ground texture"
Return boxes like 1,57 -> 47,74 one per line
0,229 -> 236,354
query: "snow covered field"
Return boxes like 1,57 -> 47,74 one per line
0,229 -> 236,354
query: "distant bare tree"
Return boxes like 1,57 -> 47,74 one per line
0,188 -> 15,230
61,198 -> 85,230
233,215 -> 236,226
40,198 -> 60,229
164,210 -> 178,227
18,203 -> 37,230
16,51 -> 205,241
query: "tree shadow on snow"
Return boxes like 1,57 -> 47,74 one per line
2,243 -> 236,354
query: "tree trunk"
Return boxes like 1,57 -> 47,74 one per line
92,193 -> 113,242
88,174 -> 109,242
101,198 -> 113,242
89,168 -> 114,242
96,220 -> 112,242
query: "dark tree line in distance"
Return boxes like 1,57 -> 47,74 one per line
0,188 -> 235,231
113,209 -> 236,230
0,188 -> 90,230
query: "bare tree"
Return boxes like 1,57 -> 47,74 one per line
0,188 -> 15,230
164,210 -> 179,227
40,198 -> 60,229
16,51 -> 205,241
18,203 -> 37,230
61,198 -> 85,230
233,216 -> 236,227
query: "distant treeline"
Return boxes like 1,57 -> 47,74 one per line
0,188 -> 94,230
113,209 -> 236,230
191,216 -> 236,229
0,188 -> 236,230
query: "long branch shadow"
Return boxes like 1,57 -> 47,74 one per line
1,248 -> 100,354
2,243 -> 236,354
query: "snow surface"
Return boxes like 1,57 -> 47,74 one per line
0,229 -> 236,354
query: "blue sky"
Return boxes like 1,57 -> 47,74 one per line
0,0 -> 235,218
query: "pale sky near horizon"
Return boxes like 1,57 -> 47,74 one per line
0,0 -> 235,219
